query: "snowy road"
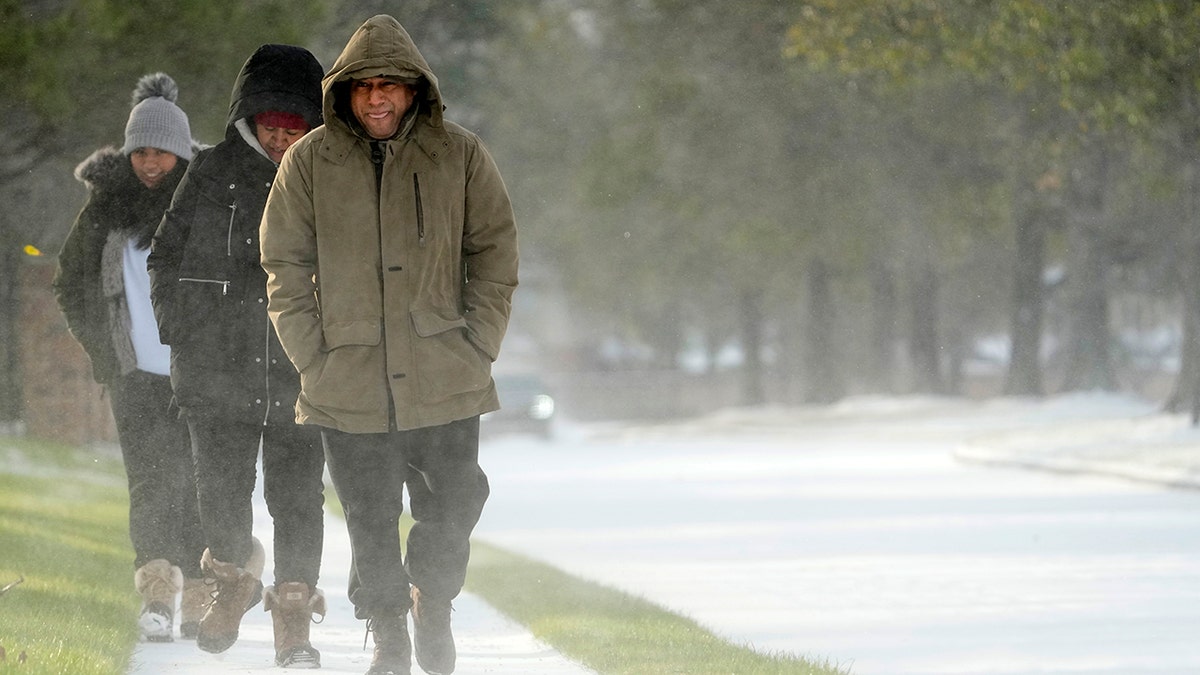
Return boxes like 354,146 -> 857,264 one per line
476,395 -> 1200,675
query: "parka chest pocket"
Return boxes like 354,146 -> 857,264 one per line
171,193 -> 241,350
175,190 -> 246,288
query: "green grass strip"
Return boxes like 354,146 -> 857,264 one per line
0,438 -> 136,675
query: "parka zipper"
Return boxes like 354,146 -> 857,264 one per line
261,324 -> 271,427
226,203 -> 237,256
413,173 -> 426,248
179,278 -> 231,295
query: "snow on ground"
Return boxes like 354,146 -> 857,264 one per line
56,391 -> 1200,674
476,392 -> 1200,675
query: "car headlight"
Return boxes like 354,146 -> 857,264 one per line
529,394 -> 555,420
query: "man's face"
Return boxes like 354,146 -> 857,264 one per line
349,77 -> 416,140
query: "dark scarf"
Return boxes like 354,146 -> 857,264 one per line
112,161 -> 187,249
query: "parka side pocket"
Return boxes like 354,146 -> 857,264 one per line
410,308 -> 491,404
171,277 -> 234,360
302,320 -> 384,414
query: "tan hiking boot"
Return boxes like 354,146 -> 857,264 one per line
365,614 -> 411,675
264,582 -> 326,668
410,586 -> 455,674
196,537 -> 265,653
179,576 -> 208,639
134,559 -> 182,642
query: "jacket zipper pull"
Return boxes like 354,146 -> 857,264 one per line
227,203 -> 238,256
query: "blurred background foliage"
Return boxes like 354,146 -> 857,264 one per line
4,0 -> 1200,429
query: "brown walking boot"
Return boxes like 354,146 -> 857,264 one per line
179,576 -> 208,640
134,559 -> 182,642
364,614 -> 411,675
410,586 -> 455,674
264,581 -> 326,668
196,537 -> 265,653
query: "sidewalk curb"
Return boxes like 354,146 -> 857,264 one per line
954,444 -> 1200,491
954,414 -> 1200,491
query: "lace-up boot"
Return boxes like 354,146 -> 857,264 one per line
196,537 -> 265,653
365,614 -> 411,675
410,586 -> 455,674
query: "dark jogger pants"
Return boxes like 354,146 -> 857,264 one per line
187,413 -> 325,586
107,370 -> 205,577
321,416 -> 489,620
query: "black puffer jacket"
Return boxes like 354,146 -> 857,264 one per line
54,147 -> 186,384
148,44 -> 322,421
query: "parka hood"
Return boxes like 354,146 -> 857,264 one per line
74,146 -> 134,190
74,145 -> 192,194
72,145 -> 188,242
323,14 -> 445,138
227,44 -> 324,139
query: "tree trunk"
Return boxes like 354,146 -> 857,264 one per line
1170,290 -> 1200,420
908,262 -> 944,394
1005,190 -> 1053,396
1059,145 -> 1116,392
803,257 -> 843,403
739,288 -> 767,405
868,262 -> 898,393
0,246 -> 20,425
1164,152 -> 1200,417
1059,230 -> 1115,391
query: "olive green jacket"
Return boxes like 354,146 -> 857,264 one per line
260,15 -> 518,433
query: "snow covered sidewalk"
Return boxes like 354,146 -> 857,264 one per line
128,477 -> 593,675
953,394 -> 1200,490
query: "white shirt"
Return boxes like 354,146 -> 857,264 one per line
123,240 -> 171,375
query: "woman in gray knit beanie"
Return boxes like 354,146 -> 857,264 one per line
53,72 -> 205,643
121,73 -> 194,187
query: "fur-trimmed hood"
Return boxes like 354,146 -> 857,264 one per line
72,145 -> 193,241
74,146 -> 138,191
73,144 -> 202,193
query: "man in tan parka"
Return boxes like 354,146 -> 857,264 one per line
259,14 -> 518,675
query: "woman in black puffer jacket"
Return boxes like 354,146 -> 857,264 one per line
147,44 -> 326,667
53,72 -> 207,643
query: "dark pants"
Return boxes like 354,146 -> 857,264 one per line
186,412 -> 325,586
107,370 -> 205,577
322,416 -> 489,620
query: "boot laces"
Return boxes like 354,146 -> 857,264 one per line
203,576 -> 221,605
362,615 -> 405,650
363,617 -> 376,651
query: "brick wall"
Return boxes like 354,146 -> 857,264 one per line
18,261 -> 117,446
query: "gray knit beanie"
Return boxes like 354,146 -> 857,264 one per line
121,73 -> 194,160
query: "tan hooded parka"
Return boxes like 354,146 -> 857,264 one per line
260,15 -> 518,433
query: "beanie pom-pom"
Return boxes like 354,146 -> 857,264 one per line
131,72 -> 179,107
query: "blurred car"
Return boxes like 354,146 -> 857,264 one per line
482,373 -> 556,438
